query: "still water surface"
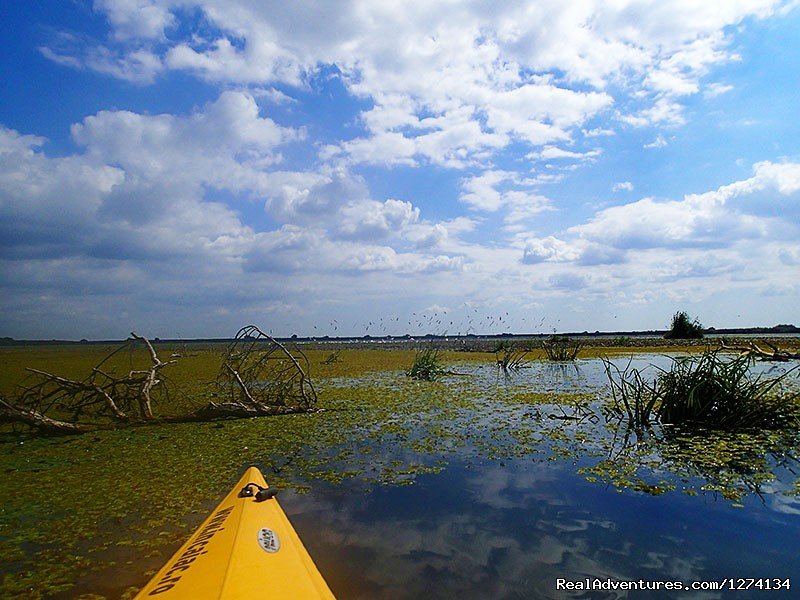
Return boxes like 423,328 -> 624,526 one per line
287,455 -> 799,599
284,355 -> 800,599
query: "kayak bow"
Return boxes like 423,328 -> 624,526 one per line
134,466 -> 336,599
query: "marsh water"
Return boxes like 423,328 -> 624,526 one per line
2,352 -> 799,598
288,357 -> 800,599
288,454 -> 799,599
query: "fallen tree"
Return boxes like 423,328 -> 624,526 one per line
0,326 -> 318,435
720,340 -> 800,362
202,324 -> 317,419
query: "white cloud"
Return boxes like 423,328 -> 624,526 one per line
405,223 -> 448,249
704,82 -> 734,97
612,181 -> 634,192
548,272 -> 589,291
532,146 -> 603,161
521,237 -> 580,264
71,90 -> 300,189
570,161 -> 800,255
41,0 -> 791,167
1,87 -> 472,338
41,43 -> 164,84
459,170 -> 510,212
336,199 -> 420,240
95,0 -> 176,41
502,160 -> 800,311
459,171 -> 554,222
644,135 -> 669,149
9,1 -> 800,337
582,127 -> 615,138
0,127 -> 125,259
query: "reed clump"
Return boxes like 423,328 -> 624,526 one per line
495,343 -> 530,373
604,350 -> 800,432
542,335 -> 583,361
406,347 -> 445,381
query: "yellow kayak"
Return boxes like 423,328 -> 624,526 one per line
135,466 -> 336,599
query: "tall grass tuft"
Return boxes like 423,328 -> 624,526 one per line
602,358 -> 659,433
604,350 -> 800,431
656,351 -> 799,429
542,335 -> 583,361
495,344 -> 530,373
406,347 -> 445,381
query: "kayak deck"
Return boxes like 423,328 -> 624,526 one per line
134,466 -> 335,599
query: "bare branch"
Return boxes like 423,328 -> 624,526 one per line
720,340 -> 800,362
0,396 -> 95,434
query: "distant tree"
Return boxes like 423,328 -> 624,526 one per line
665,311 -> 704,339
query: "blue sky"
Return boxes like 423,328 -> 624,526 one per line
2,1 -> 800,340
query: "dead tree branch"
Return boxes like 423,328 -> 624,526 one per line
720,340 -> 800,362
1,333 -> 176,434
213,325 -> 317,414
1,325 -> 319,435
0,396 -> 95,434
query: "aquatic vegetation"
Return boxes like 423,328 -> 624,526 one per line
602,357 -> 659,433
656,351 -> 800,429
580,424 -> 800,504
542,335 -> 583,361
665,310 -> 704,339
603,351 -> 800,431
406,347 -> 446,380
321,350 -> 342,364
495,344 -> 530,374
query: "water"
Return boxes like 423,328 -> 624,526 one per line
286,455 -> 799,599
282,355 -> 800,599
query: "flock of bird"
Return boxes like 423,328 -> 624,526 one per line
307,309 -> 555,338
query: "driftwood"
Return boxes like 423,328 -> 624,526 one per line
1,326 -> 318,435
214,325 -> 317,412
1,332 -> 176,434
0,397 -> 95,434
720,340 -> 800,362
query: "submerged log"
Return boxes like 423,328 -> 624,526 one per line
189,401 -> 316,420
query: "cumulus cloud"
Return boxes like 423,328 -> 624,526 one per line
95,0 -> 176,41
521,237 -> 580,264
10,1 -> 800,337
505,160 -> 800,311
521,237 -> 624,266
459,171 -> 554,225
1,88 -> 471,338
336,199 -> 420,240
0,127 -> 124,259
41,0 -> 790,165
71,90 -> 301,192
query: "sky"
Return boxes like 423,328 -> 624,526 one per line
1,0 -> 800,340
